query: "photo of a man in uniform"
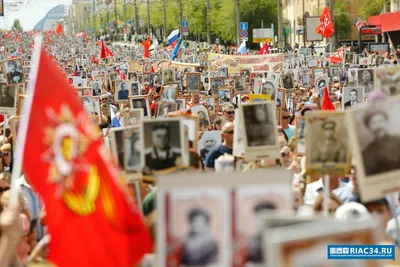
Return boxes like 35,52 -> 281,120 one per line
0,83 -> 14,108
144,123 -> 181,171
5,60 -> 23,85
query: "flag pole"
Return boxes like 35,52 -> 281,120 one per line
9,35 -> 43,206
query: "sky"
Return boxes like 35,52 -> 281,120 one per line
1,0 -> 72,30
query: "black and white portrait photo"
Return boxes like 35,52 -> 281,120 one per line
143,74 -> 150,84
358,69 -> 374,93
315,75 -> 329,97
347,68 -> 358,86
219,67 -> 228,79
162,86 -> 177,102
124,128 -> 142,172
240,69 -> 251,83
4,59 -> 24,86
242,103 -> 276,147
0,83 -> 17,112
191,105 -> 210,129
157,101 -> 178,118
306,112 -> 350,175
142,119 -> 186,171
218,88 -> 231,105
130,96 -> 150,117
131,81 -> 140,96
116,81 -> 129,101
187,73 -> 201,93
91,81 -> 102,96
210,77 -> 224,96
344,53 -> 354,65
342,87 -> 364,109
234,76 -> 246,93
281,75 -> 294,90
198,131 -> 221,162
128,72 -> 138,81
296,117 -> 306,154
346,99 -> 400,202
331,67 -> 340,79
163,68 -> 176,84
123,108 -> 143,127
176,98 -> 186,110
81,96 -> 100,118
150,73 -> 161,87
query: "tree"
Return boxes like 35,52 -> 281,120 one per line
12,19 -> 23,31
358,0 -> 389,19
334,0 -> 351,41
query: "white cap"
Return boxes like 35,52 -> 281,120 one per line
335,202 -> 372,221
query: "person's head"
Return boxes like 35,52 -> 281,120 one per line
349,89 -> 358,102
281,108 -> 291,128
0,83 -> 7,95
313,193 -> 343,213
93,83 -> 99,89
221,121 -> 234,146
222,104 -> 235,121
152,124 -> 169,150
203,136 -> 216,150
362,70 -> 371,83
280,145 -> 293,168
364,109 -> 388,139
0,143 -> 11,166
254,105 -> 267,122
321,121 -> 336,139
198,110 -> 206,120
101,94 -> 109,104
350,69 -> 356,76
7,61 -> 16,72
253,201 -> 277,231
188,207 -> 210,234
120,82 -> 127,91
262,81 -> 275,95
364,199 -> 391,226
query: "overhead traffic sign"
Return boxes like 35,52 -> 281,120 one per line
240,22 -> 248,31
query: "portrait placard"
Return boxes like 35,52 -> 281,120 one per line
347,68 -> 359,86
198,131 -> 222,162
123,108 -> 143,127
210,77 -> 224,97
240,102 -> 280,161
186,72 -> 201,94
91,81 -> 102,96
233,76 -> 246,93
130,81 -> 140,96
4,59 -> 24,86
374,66 -> 400,96
176,98 -> 187,110
306,111 -> 351,176
295,116 -> 306,155
162,68 -> 176,85
342,87 -> 365,109
218,88 -> 232,105
358,69 -> 375,94
190,104 -> 211,130
0,84 -> 17,114
129,96 -> 150,117
156,101 -> 178,118
161,84 -> 178,102
115,81 -> 130,102
345,97 -> 400,202
280,74 -> 294,91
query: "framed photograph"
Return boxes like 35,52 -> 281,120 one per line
314,75 -> 329,97
306,111 -> 351,176
156,101 -> 178,118
129,96 -> 150,117
344,53 -> 354,65
81,96 -> 101,121
91,81 -> 102,96
198,130 -> 222,162
162,84 -> 178,102
115,81 -> 130,102
307,58 -> 318,68
186,72 -> 201,94
191,104 -> 211,129
150,73 -> 161,87
249,94 -> 271,103
143,74 -> 150,84
301,74 -> 312,88
128,72 -> 139,81
210,77 -> 224,97
4,59 -> 24,86
295,116 -> 306,155
312,67 -> 326,80
347,68 -> 359,86
218,88 -> 232,105
265,219 -> 381,267
219,67 -> 228,79
123,108 -> 143,127
176,98 -> 187,110
280,74 -> 294,91
357,69 -> 375,94
232,170 -> 293,266
0,83 -> 17,114
143,63 -> 152,74
276,88 -> 286,108
10,116 -> 21,154
234,76 -> 246,93
240,68 -> 251,83
330,67 -> 340,79
375,66 -> 400,96
345,97 -> 400,202
77,87 -> 92,97
141,118 -> 189,173
183,115 -> 199,151
240,102 -> 279,160
342,87 -> 365,109
202,96 -> 216,113
130,81 -> 140,96
162,68 -> 176,84
299,48 -> 312,58
256,79 -> 277,102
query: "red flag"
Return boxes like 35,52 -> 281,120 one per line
316,7 -> 334,39
142,36 -> 151,58
56,24 -> 63,35
105,45 -> 113,57
321,87 -> 335,110
21,39 -> 152,267
100,42 -> 106,59
15,35 -> 20,43
83,32 -> 89,44
5,31 -> 11,39
258,42 -> 269,55
91,55 -> 99,65
96,40 -> 102,46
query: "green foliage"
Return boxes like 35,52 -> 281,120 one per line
358,0 -> 389,19
334,0 -> 351,40
12,19 -> 23,31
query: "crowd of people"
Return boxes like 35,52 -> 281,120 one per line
0,28 -> 399,267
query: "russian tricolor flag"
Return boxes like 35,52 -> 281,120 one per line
167,29 -> 179,46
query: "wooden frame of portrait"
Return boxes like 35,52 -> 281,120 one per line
3,58 -> 25,86
114,81 -> 131,103
294,116 -> 306,155
210,77 -> 225,97
311,67 -> 326,81
162,68 -> 176,85
161,83 -> 179,101
129,96 -> 151,118
186,72 -> 201,94
249,94 -> 271,103
190,104 -> 211,131
240,102 -> 280,161
233,76 -> 246,94
10,115 -> 20,154
0,84 -> 18,114
305,111 -> 351,177
280,74 -> 295,91
16,94 -> 26,116
218,87 -> 233,105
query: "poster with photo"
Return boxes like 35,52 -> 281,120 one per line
162,85 -> 178,102
374,66 -> 400,96
187,72 -> 201,94
295,117 -> 306,155
122,108 -> 143,127
198,131 -> 222,162
306,111 -> 351,176
210,77 -> 225,97
130,96 -> 150,117
358,69 -> 375,93
156,101 -> 178,118
115,81 -> 130,102
347,68 -> 359,86
0,83 -> 17,114
191,104 -> 211,130
162,68 -> 176,84
218,88 -> 232,105
345,97 -> 400,202
342,87 -> 365,109
4,59 -> 24,86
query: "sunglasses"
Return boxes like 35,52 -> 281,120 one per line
225,111 -> 235,115
0,187 -> 10,193
101,98 -> 108,101
282,116 -> 291,120
224,130 -> 234,134
281,152 -> 290,158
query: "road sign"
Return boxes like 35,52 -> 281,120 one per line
182,21 -> 189,27
240,22 -> 248,31
253,38 -> 273,43
240,30 -> 248,37
241,37 -> 249,41
252,28 -> 274,43
127,20 -> 131,25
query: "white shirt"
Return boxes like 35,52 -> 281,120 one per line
304,178 -> 323,206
